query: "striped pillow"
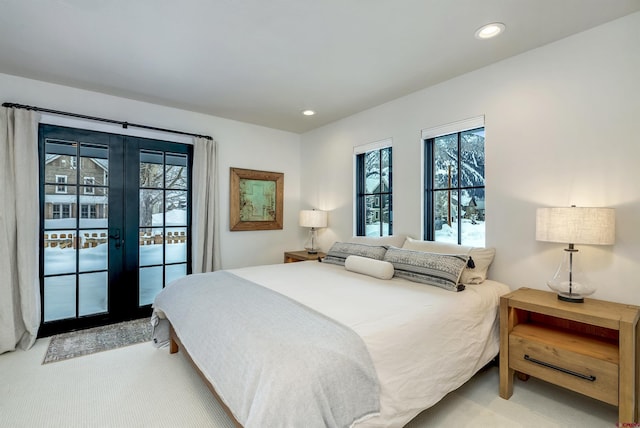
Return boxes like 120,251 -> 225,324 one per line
383,247 -> 468,292
322,242 -> 388,266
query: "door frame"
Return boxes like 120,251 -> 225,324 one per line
37,124 -> 192,337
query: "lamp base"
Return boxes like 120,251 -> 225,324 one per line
306,249 -> 318,254
557,293 -> 584,303
546,246 -> 594,305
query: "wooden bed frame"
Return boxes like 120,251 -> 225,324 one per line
169,325 -> 243,428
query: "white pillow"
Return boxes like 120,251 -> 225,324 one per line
348,235 -> 407,248
401,237 -> 495,284
345,255 -> 395,280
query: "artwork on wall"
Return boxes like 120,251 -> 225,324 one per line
230,167 -> 284,231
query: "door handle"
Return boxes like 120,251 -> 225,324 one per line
109,229 -> 122,249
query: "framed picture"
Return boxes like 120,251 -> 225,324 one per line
230,167 -> 284,231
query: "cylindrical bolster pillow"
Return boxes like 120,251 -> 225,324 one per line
345,255 -> 395,280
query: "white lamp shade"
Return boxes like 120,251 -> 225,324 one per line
299,210 -> 328,228
536,207 -> 615,245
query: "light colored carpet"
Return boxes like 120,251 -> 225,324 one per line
0,338 -> 617,427
43,318 -> 152,364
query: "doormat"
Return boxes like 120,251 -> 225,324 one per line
42,318 -> 152,364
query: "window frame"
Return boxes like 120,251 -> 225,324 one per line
80,203 -> 97,219
55,175 -> 68,193
422,117 -> 485,245
354,139 -> 393,237
52,203 -> 72,219
83,176 -> 95,194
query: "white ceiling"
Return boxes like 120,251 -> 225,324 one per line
1,0 -> 639,133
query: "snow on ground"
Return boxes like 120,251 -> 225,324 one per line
43,242 -> 187,321
366,219 -> 485,247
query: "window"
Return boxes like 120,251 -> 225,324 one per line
80,204 -> 97,219
52,203 -> 72,219
423,117 -> 485,246
55,175 -> 67,193
355,140 -> 392,236
83,177 -> 95,194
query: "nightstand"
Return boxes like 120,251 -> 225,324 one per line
283,250 -> 326,263
499,287 -> 640,424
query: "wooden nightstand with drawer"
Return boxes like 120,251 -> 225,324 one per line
283,250 -> 326,263
499,287 -> 640,424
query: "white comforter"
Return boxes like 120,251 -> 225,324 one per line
229,260 -> 510,428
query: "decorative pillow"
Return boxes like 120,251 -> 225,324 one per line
347,235 -> 407,248
322,242 -> 388,266
345,255 -> 395,280
383,247 -> 468,292
401,237 -> 495,284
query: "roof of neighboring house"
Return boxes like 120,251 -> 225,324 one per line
45,154 -> 108,172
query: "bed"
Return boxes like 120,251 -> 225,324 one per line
152,240 -> 510,428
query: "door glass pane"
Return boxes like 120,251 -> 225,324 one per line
139,266 -> 163,306
44,185 -> 76,228
79,188 -> 108,228
140,189 -> 164,227
138,148 -> 190,307
166,227 -> 187,264
79,230 -> 108,272
44,275 -> 76,322
166,264 -> 186,286
434,189 -> 459,244
43,135 -> 110,326
79,272 -> 108,316
166,190 -> 187,226
80,143 -> 109,185
166,153 -> 188,189
139,227 -> 164,266
44,230 -> 76,275
140,150 -> 164,188
45,141 -> 77,186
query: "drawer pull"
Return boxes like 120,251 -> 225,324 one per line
524,354 -> 596,382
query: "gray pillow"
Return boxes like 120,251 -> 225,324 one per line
383,247 -> 468,292
322,242 -> 388,266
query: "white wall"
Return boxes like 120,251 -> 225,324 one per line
0,73 -> 302,268
300,12 -> 640,305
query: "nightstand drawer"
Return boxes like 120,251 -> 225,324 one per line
509,325 -> 619,406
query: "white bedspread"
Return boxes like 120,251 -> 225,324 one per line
229,260 -> 510,427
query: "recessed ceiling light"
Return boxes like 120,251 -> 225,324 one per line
302,110 -> 316,116
475,22 -> 505,40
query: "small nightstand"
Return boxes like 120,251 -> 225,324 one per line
283,250 -> 326,263
499,287 -> 640,424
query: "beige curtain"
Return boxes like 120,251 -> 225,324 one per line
0,107 -> 41,354
192,137 -> 221,273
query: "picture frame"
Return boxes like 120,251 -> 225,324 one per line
229,167 -> 284,231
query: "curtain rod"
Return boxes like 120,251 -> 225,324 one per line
2,102 -> 213,141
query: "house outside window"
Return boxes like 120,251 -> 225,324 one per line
355,139 -> 392,236
423,117 -> 485,246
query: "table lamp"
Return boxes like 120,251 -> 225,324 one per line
299,209 -> 327,254
535,206 -> 615,303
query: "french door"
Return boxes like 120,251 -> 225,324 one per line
38,124 -> 192,336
